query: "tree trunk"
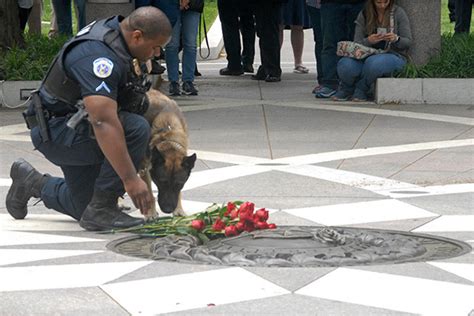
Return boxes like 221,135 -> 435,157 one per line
0,0 -> 24,50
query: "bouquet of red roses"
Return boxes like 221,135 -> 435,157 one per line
117,201 -> 277,242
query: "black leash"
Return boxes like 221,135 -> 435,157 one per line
198,13 -> 210,59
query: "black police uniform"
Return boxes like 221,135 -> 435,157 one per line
28,16 -> 151,221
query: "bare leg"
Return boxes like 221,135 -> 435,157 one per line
291,25 -> 304,67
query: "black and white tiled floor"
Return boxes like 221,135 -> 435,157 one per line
1,99 -> 473,315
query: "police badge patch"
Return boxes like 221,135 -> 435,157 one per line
93,57 -> 114,78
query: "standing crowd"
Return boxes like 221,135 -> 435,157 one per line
216,0 -> 471,101
17,0 -> 473,100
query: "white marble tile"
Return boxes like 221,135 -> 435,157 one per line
391,183 -> 474,198
0,261 -> 151,292
279,165 -> 419,197
0,178 -> 12,186
0,249 -> 102,266
183,165 -> 271,191
413,215 -> 474,232
296,268 -> 474,316
284,199 -> 437,226
101,267 -> 289,315
428,262 -> 474,283
276,139 -> 474,166
0,231 -> 102,247
272,102 -> 474,126
181,200 -> 215,215
192,150 -> 271,165
0,214 -> 79,231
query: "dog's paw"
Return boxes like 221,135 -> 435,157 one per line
173,208 -> 186,217
145,210 -> 159,222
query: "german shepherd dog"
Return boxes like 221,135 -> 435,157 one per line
139,89 -> 196,220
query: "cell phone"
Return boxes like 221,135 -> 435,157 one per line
377,27 -> 387,35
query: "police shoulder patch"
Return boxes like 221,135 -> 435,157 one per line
93,57 -> 114,78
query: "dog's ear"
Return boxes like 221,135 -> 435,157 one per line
151,147 -> 165,165
182,153 -> 197,170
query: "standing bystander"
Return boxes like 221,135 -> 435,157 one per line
315,0 -> 366,98
218,0 -> 255,76
306,0 -> 323,93
280,0 -> 311,74
252,0 -> 285,82
454,0 -> 473,34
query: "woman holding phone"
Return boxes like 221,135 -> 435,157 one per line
331,0 -> 412,101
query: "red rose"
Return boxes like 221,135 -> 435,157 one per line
255,208 -> 269,221
235,221 -> 245,232
230,209 -> 239,219
268,223 -> 277,229
191,219 -> 205,231
212,218 -> 226,231
242,221 -> 255,232
224,202 -> 236,216
239,201 -> 255,214
239,210 -> 253,222
225,225 -> 238,237
255,221 -> 269,230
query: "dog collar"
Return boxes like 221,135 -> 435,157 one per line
156,125 -> 172,134
158,140 -> 185,153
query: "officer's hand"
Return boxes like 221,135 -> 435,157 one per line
123,176 -> 154,215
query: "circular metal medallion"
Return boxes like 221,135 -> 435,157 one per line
107,226 -> 471,267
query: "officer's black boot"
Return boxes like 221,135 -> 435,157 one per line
79,189 -> 144,231
6,158 -> 50,219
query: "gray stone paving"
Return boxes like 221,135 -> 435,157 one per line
0,30 -> 473,315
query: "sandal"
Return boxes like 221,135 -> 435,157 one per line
293,65 -> 309,74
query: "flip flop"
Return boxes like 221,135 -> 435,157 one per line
293,65 -> 309,74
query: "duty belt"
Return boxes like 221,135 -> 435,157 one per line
22,91 -> 51,142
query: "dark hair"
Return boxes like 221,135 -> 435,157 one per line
364,0 -> 396,34
125,6 -> 172,39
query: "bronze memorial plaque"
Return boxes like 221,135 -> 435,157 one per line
107,226 -> 471,267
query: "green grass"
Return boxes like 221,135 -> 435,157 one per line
1,34 -> 68,80
397,33 -> 474,78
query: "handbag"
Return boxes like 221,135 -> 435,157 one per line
188,0 -> 204,13
336,41 -> 383,60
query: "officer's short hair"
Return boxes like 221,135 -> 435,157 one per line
126,6 -> 172,39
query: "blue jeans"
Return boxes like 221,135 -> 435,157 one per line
320,2 -> 365,88
136,0 -> 180,27
337,54 -> 406,97
32,112 -> 150,220
306,5 -> 323,83
165,10 -> 200,83
52,0 -> 86,36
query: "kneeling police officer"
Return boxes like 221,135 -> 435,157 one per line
6,7 -> 172,231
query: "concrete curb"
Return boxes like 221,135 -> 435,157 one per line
0,80 -> 40,108
376,78 -> 474,105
